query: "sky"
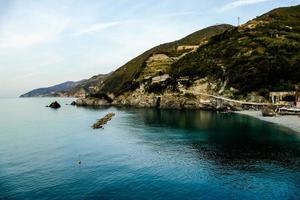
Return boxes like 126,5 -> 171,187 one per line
0,0 -> 299,97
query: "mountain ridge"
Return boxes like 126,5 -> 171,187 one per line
20,81 -> 84,97
22,4 -> 300,111
75,4 -> 300,109
22,24 -> 232,97
20,74 -> 108,97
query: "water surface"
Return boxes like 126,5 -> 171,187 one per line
0,98 -> 299,200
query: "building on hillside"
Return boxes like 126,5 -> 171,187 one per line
269,91 -> 300,107
151,74 -> 170,83
177,45 -> 199,51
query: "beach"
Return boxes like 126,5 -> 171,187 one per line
236,111 -> 300,133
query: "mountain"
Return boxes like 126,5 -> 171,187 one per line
171,5 -> 300,97
75,5 -> 300,109
20,81 -> 84,97
21,24 -> 232,99
59,74 -> 109,97
20,74 -> 108,97
22,5 -> 300,110
97,24 -> 233,96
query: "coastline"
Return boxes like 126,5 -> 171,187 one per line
26,96 -> 300,133
236,111 -> 300,133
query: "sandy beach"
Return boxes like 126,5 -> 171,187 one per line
236,111 -> 300,133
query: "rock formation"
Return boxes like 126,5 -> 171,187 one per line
48,101 -> 61,109
262,108 -> 276,117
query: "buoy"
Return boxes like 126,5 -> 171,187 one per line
77,155 -> 82,165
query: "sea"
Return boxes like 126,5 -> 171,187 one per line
0,98 -> 299,200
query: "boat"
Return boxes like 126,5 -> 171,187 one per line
276,107 -> 300,115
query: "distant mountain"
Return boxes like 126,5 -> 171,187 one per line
20,74 -> 108,97
58,74 -> 109,97
20,81 -> 84,97
21,24 -> 230,98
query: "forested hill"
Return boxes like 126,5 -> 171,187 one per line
171,5 -> 300,96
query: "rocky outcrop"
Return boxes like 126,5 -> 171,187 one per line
48,101 -> 61,109
75,90 -> 227,110
262,108 -> 276,117
75,97 -> 111,107
75,88 -> 270,111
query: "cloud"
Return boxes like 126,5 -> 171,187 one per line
72,11 -> 195,38
0,13 -> 70,49
160,11 -> 195,18
0,24 -> 69,49
219,0 -> 273,11
72,21 -> 121,36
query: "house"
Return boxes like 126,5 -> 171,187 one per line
177,76 -> 190,82
177,45 -> 199,51
151,74 -> 170,83
269,91 -> 298,107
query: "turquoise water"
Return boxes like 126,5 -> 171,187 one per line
0,98 -> 300,200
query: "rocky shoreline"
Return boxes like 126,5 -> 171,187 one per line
75,95 -> 219,111
75,97 -> 300,133
72,93 -> 300,134
74,90 -> 266,111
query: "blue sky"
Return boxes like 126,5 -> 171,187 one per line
0,0 -> 299,97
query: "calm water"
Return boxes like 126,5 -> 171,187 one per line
0,98 -> 300,200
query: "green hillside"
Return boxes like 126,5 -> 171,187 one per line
171,5 -> 300,97
98,24 -> 233,96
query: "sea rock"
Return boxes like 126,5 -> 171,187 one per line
48,101 -> 61,109
92,113 -> 115,129
70,101 -> 76,106
262,108 -> 276,117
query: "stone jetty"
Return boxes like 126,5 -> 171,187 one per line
92,113 -> 115,129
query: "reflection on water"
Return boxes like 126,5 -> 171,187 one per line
0,99 -> 300,200
124,108 -> 300,170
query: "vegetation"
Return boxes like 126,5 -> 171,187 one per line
98,24 -> 233,96
171,5 -> 300,95
27,5 -> 300,99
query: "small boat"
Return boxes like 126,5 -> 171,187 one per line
277,107 -> 300,115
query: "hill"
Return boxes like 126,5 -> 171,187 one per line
20,81 -> 83,97
75,5 -> 300,109
96,5 -> 299,99
22,5 -> 300,110
20,74 -> 108,97
97,24 -> 233,96
171,5 -> 300,98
